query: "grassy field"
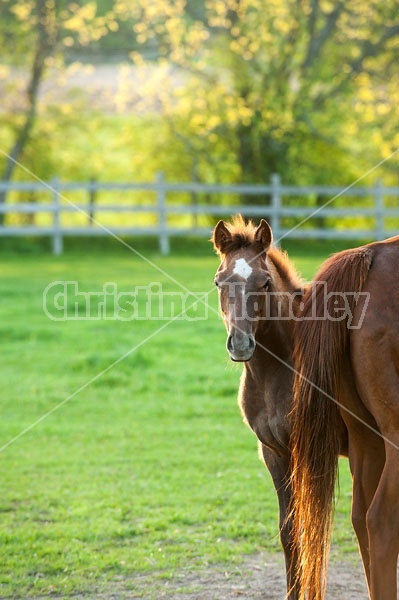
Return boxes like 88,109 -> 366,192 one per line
0,239 -> 358,598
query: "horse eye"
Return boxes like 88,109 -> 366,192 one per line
214,280 -> 220,288
262,278 -> 271,290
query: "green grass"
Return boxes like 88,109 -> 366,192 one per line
0,242 -> 357,597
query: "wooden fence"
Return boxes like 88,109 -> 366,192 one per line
0,174 -> 398,254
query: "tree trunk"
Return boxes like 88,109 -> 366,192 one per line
236,119 -> 286,224
0,0 -> 53,225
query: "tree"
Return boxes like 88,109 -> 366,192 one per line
0,0 -> 118,216
119,0 -> 399,192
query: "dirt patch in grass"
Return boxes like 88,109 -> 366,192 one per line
56,551 -> 368,599
128,553 -> 367,600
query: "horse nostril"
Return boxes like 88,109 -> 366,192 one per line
248,335 -> 256,352
227,334 -> 234,353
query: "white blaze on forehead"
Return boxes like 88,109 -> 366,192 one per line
233,258 -> 253,280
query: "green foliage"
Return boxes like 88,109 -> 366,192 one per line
1,0 -> 398,202
122,0 -> 399,185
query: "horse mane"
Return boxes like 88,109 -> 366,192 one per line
217,215 -> 302,291
290,244 -> 374,599
268,246 -> 302,292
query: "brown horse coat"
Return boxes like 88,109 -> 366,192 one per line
213,216 -> 305,599
291,235 -> 399,600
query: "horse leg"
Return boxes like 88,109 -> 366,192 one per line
366,441 -> 399,600
345,420 -> 385,589
260,444 -> 299,600
349,342 -> 399,598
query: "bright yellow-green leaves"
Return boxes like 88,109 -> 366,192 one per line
120,0 -> 399,183
1,0 -> 398,188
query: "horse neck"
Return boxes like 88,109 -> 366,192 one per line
248,262 -> 298,377
259,296 -> 295,353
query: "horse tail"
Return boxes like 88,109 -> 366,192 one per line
290,246 -> 374,600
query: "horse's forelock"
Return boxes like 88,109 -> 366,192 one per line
222,217 -> 261,255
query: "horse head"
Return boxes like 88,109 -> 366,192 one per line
212,216 -> 273,362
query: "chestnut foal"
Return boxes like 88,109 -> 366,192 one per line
212,216 -> 304,599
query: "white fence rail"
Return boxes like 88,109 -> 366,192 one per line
0,174 -> 398,254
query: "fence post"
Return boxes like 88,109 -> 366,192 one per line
156,171 -> 170,255
374,179 -> 384,241
88,178 -> 97,226
270,173 -> 281,242
51,177 -> 63,255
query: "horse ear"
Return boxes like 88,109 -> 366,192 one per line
255,219 -> 273,250
212,220 -> 231,254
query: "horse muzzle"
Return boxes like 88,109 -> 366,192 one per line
226,331 -> 256,362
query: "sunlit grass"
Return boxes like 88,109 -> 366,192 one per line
0,243 -> 356,597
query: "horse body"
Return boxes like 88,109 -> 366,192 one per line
291,236 -> 399,600
238,340 -> 292,456
212,216 -> 303,598
238,329 -> 299,597
349,239 -> 399,599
